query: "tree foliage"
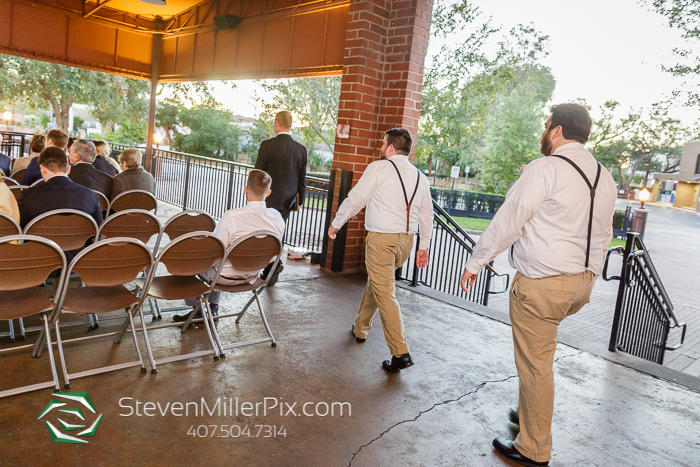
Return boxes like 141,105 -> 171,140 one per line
172,106 -> 242,160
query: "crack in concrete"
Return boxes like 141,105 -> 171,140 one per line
346,351 -> 586,467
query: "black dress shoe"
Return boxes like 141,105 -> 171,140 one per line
509,409 -> 519,426
351,324 -> 366,343
173,309 -> 202,322
382,353 -> 413,372
266,264 -> 285,287
492,437 -> 548,467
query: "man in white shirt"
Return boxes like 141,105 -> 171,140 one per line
329,128 -> 434,372
460,104 -> 617,467
175,169 -> 285,322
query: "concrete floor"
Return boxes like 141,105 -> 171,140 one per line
1,263 -> 699,466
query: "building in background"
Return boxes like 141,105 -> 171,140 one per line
652,141 -> 700,212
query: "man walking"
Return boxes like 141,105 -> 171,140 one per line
254,111 -> 307,286
329,128 -> 433,372
460,104 -> 616,466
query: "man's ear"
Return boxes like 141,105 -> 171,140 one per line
66,165 -> 71,175
266,189 -> 271,197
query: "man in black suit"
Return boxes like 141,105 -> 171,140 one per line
254,111 -> 308,285
18,147 -> 103,230
68,139 -> 113,197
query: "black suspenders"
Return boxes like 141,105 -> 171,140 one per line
550,155 -> 603,269
387,159 -> 420,233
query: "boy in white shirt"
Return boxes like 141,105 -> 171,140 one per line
175,169 -> 285,322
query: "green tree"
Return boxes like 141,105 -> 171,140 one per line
173,107 -> 241,160
241,116 -> 274,163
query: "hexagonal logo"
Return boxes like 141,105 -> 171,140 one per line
38,392 -> 103,444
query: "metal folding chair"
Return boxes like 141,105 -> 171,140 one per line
125,231 -> 225,373
8,185 -> 27,201
0,235 -> 66,398
2,176 -> 19,186
10,168 -> 26,184
30,179 -> 43,187
50,237 -> 153,389
109,190 -> 158,215
92,190 -> 110,221
0,213 -> 22,343
205,231 -> 283,354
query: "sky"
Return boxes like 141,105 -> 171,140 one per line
209,0 -> 699,128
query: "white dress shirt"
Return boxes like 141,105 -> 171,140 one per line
214,201 -> 286,282
331,154 -> 434,250
465,143 -> 617,278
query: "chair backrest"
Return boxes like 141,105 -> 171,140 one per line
2,176 -> 19,186
0,212 -> 21,238
109,190 -> 157,214
225,231 -> 282,272
93,190 -> 110,215
0,235 -> 66,291
24,209 -> 99,251
154,231 -> 225,277
10,168 -> 26,184
8,185 -> 26,201
63,237 -> 152,288
159,210 -> 216,250
30,179 -> 43,187
98,209 -> 161,245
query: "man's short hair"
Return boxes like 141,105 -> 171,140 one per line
29,134 -> 46,154
385,128 -> 413,155
46,129 -> 69,149
247,169 -> 272,198
118,148 -> 143,170
73,139 -> 97,163
275,111 -> 293,130
549,104 -> 592,144
38,147 -> 69,173
93,140 -> 111,158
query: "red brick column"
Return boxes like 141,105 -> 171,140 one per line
325,0 -> 433,272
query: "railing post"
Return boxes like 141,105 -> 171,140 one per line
330,169 -> 353,272
410,234 -> 420,286
182,155 -> 192,211
608,232 -> 635,352
482,261 -> 493,307
225,164 -> 236,211
319,169 -> 337,268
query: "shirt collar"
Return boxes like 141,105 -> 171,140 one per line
276,131 -> 291,136
552,142 -> 586,156
46,173 -> 69,181
388,154 -> 409,162
247,201 -> 267,208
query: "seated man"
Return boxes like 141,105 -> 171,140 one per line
23,129 -> 68,186
68,139 -> 113,197
18,147 -> 103,230
174,169 -> 285,323
12,134 -> 45,173
111,148 -> 156,200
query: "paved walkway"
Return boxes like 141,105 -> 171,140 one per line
484,200 -> 700,373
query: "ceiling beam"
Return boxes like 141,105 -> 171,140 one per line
84,0 -> 114,18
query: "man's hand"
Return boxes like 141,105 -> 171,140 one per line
328,225 -> 340,240
460,268 -> 478,293
416,249 -> 429,269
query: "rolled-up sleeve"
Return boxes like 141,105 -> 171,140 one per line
417,179 -> 433,250
331,166 -> 378,230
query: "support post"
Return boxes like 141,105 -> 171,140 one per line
144,24 -> 162,173
330,169 -> 354,272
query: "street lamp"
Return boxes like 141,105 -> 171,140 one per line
639,188 -> 650,208
2,110 -> 12,124
153,132 -> 163,148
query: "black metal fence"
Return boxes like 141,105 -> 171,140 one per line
0,132 -> 30,159
613,206 -> 634,238
604,232 -> 686,364
396,201 -> 510,306
430,188 -> 505,219
148,148 -> 329,253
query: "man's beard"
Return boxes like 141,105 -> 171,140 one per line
380,149 -> 387,160
540,129 -> 553,156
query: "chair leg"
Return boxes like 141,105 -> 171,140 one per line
92,313 -> 100,329
8,319 -> 15,343
18,317 -> 26,340
148,299 -> 158,322
126,307 -> 147,373
235,293 -> 258,324
53,318 -> 71,389
181,304 -> 199,333
137,306 -> 158,374
42,314 -> 61,392
204,301 -> 225,358
255,292 -> 276,347
198,298 -> 219,361
154,299 -> 163,320
88,314 -> 95,330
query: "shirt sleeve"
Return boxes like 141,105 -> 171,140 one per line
331,164 -> 379,229
464,162 -> 551,275
215,212 -> 236,246
417,176 -> 434,250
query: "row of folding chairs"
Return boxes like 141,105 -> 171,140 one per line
0,229 -> 282,398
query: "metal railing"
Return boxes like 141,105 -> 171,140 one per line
1,132 -> 30,159
604,232 -> 686,364
148,148 -> 329,253
430,188 -> 505,219
613,206 -> 634,238
396,200 -> 510,306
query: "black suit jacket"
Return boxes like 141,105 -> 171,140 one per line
18,175 -> 103,230
254,134 -> 307,220
69,162 -> 113,197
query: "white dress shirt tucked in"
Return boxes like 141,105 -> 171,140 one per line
465,143 -> 617,279
331,155 -> 434,250
214,201 -> 286,282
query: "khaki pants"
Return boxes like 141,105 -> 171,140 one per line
354,232 -> 414,356
510,270 -> 596,462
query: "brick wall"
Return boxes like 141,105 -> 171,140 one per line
325,0 -> 433,272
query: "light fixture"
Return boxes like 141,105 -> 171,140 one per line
153,133 -> 163,146
139,0 -> 167,6
639,188 -> 650,208
2,110 -> 11,122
